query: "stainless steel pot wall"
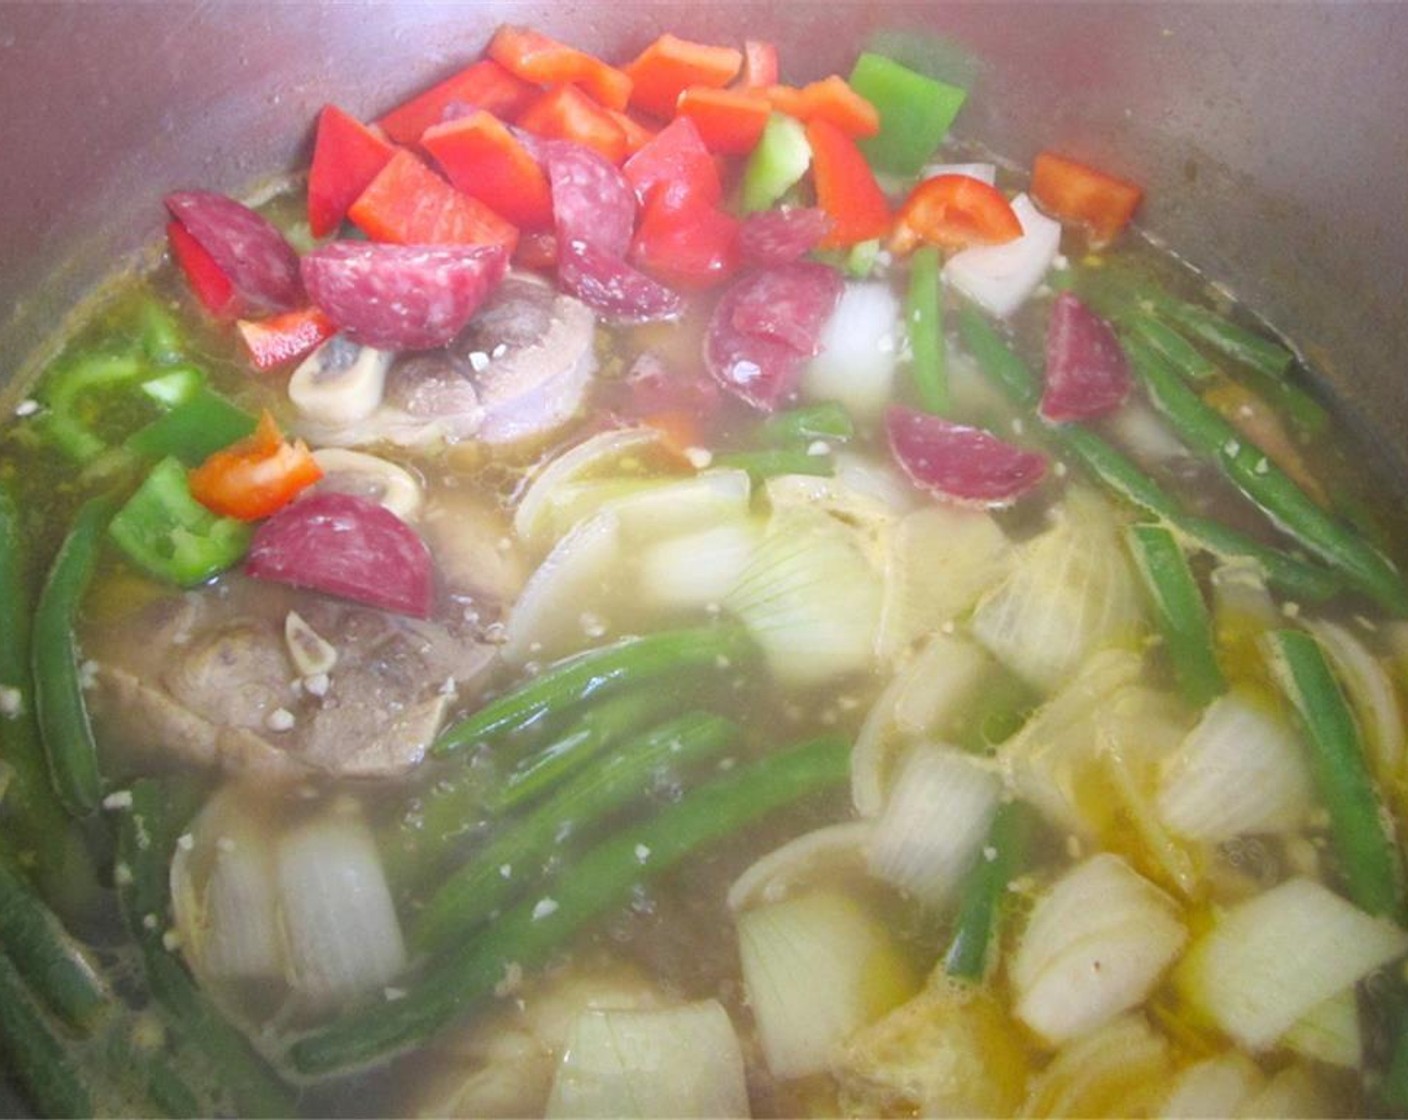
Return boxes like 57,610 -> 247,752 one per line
1,3 -> 1405,476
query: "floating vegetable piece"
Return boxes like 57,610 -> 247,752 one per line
848,52 -> 967,176
165,190 -> 303,313
622,116 -> 722,208
885,405 -> 1046,507
804,280 -> 903,421
942,194 -> 1061,318
676,87 -> 772,154
629,186 -> 741,290
348,149 -> 519,250
890,174 -> 1022,255
488,25 -> 633,112
376,58 -> 535,146
623,33 -> 743,119
301,241 -> 508,350
167,220 -> 239,317
1040,292 -> 1132,422
188,410 -> 323,521
1030,151 -> 1143,247
423,110 -> 555,231
236,306 -> 337,371
807,117 -> 891,248
518,85 -> 630,163
246,491 -> 433,617
740,113 -> 812,213
306,105 -> 396,239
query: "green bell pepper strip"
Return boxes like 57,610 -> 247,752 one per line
957,307 -> 1342,605
33,495 -> 115,817
906,244 -> 947,413
35,352 -> 145,462
107,457 -> 252,587
1125,332 -> 1408,615
125,386 -> 258,466
740,113 -> 812,213
289,733 -> 850,1075
760,401 -> 855,447
1263,628 -> 1406,922
849,51 -> 967,176
1126,523 -> 1227,708
943,800 -> 1033,982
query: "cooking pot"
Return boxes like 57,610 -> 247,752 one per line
0,2 -> 1405,1113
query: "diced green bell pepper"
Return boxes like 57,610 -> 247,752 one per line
741,113 -> 812,213
108,457 -> 251,586
125,388 -> 257,466
849,52 -> 967,176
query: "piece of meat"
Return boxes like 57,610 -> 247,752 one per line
165,190 -> 303,312
542,140 -> 637,258
556,240 -> 683,324
885,405 -> 1048,507
302,241 -> 509,350
1040,292 -> 1132,423
84,578 -> 495,780
738,208 -> 833,266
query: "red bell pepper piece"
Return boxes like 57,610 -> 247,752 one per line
737,40 -> 779,89
630,186 -> 741,290
236,307 -> 337,371
166,220 -> 239,318
348,149 -> 518,251
622,116 -> 722,208
606,109 -> 657,157
762,84 -> 809,119
517,85 -> 629,164
189,410 -> 323,521
675,87 -> 771,155
488,25 -> 633,111
804,118 -> 891,248
796,77 -> 879,138
307,105 -> 397,239
623,33 -> 743,120
377,59 -> 536,146
422,110 -> 554,231
1031,151 -> 1143,247
890,174 -> 1022,255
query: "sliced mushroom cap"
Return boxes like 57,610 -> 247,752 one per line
288,334 -> 394,427
310,448 -> 424,522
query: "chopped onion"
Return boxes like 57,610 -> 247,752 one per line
502,511 -> 622,665
866,744 -> 1001,909
1281,985 -> 1362,1069
737,889 -> 916,1081
728,820 -> 873,912
545,1000 -> 749,1119
877,503 -> 1013,659
724,507 -> 883,687
1019,1014 -> 1172,1117
1011,854 -> 1186,1045
1105,397 -> 1189,465
513,427 -> 661,550
852,632 -> 994,816
1156,691 -> 1312,843
1157,1053 -> 1264,1118
942,193 -> 1061,319
1175,876 -> 1408,1050
636,517 -> 762,613
1309,618 -> 1405,796
802,282 -> 903,422
971,489 -> 1144,693
547,468 -> 753,549
275,801 -> 407,1008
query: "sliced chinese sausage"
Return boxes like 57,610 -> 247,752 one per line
165,190 -> 303,313
885,405 -> 1048,507
301,241 -> 509,350
1040,292 -> 1132,423
557,241 -> 682,325
541,140 -> 637,258
738,207 -> 833,266
246,492 -> 434,618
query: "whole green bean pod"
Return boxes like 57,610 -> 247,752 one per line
905,244 -> 948,413
942,800 -> 1032,982
760,401 -> 856,446
1124,313 -> 1218,381
32,495 -> 116,816
290,734 -> 850,1075
957,308 -> 1341,604
0,948 -> 94,1118
416,711 -> 739,952
1125,333 -> 1408,615
1126,523 -> 1227,708
432,625 -> 753,756
1263,629 -> 1406,921
1146,292 -> 1294,380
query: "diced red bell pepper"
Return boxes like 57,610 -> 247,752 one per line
517,85 -> 629,164
377,59 -> 536,146
762,84 -> 809,119
623,33 -> 743,120
307,105 -> 397,239
737,40 -> 779,89
167,220 -> 239,318
348,149 -> 518,251
804,118 -> 891,248
890,174 -> 1022,255
1031,151 -> 1143,247
189,410 -> 323,521
622,116 -> 722,209
422,110 -> 554,231
630,186 -> 741,290
236,307 -> 337,371
796,76 -> 879,138
676,87 -> 771,155
488,25 -> 633,111
606,109 -> 657,157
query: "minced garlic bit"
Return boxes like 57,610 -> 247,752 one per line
14,399 -> 40,418
176,832 -> 195,851
531,898 -> 559,921
490,342 -> 508,360
806,440 -> 830,457
383,986 -> 407,1001
0,685 -> 23,719
1222,438 -> 1241,457
468,350 -> 491,372
161,929 -> 182,952
266,708 -> 296,732
499,863 -> 513,879
1281,601 -> 1302,619
304,672 -> 330,698
579,611 -> 607,639
102,789 -> 134,811
494,962 -> 525,998
1254,457 -> 1270,475
684,446 -> 713,470
634,843 -> 651,864
113,862 -> 134,887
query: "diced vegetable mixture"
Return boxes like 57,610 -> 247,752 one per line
4,23 -> 1408,1119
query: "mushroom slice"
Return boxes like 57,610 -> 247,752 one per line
289,334 -> 393,426
310,448 -> 423,522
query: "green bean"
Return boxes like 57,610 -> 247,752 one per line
104,1019 -> 205,1119
116,780 -> 296,1118
1125,332 -> 1408,614
0,850 -> 109,1029
1126,524 -> 1226,708
432,625 -> 753,756
761,401 -> 856,446
943,800 -> 1032,982
1125,313 -> 1218,381
713,448 -> 835,480
905,244 -> 948,413
956,308 -> 1341,604
1263,629 -> 1406,921
1146,292 -> 1294,380
32,495 -> 116,816
0,948 -> 94,1118
290,734 -> 850,1075
416,711 -> 739,952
